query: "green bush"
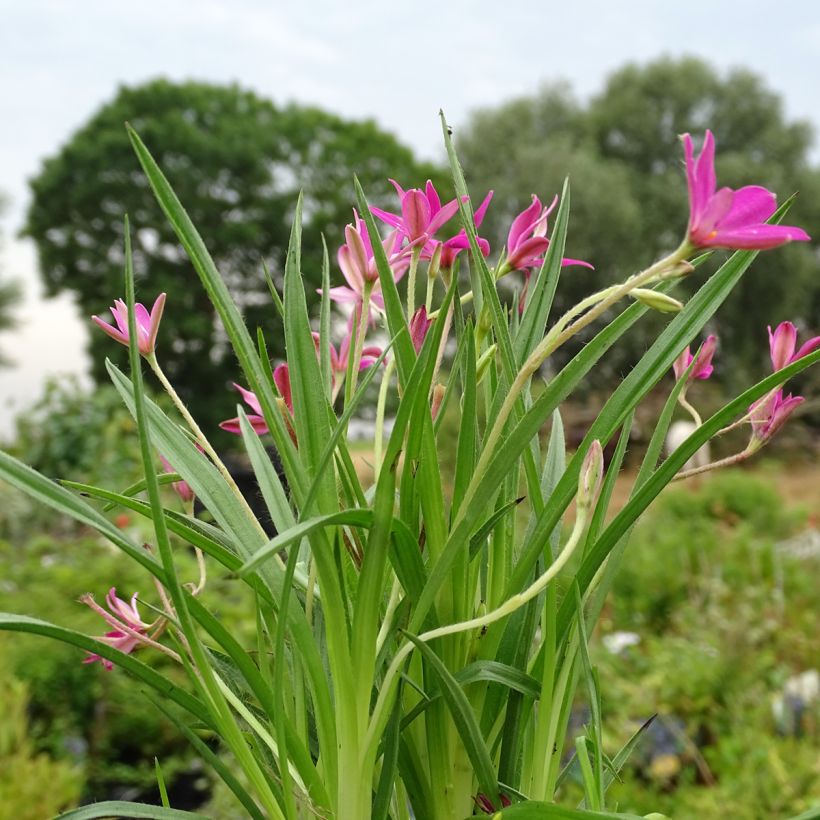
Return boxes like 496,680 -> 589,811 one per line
0,674 -> 83,819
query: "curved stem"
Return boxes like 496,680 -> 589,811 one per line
672,448 -> 753,481
678,393 -> 703,427
365,504 -> 590,761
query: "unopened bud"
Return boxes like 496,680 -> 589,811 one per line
428,243 -> 442,281
430,383 -> 446,420
632,288 -> 683,314
578,440 -> 604,511
660,260 -> 695,280
475,344 -> 497,385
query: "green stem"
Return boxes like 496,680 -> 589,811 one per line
346,286 -> 373,405
374,357 -> 396,481
678,392 -> 703,427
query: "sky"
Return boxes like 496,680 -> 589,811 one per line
1,0 -> 819,438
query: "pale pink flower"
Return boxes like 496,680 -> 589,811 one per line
672,335 -> 718,382
92,293 -> 166,356
329,210 -> 412,310
82,587 -> 152,671
158,453 -> 195,503
683,130 -> 810,250
768,321 -> 820,371
749,389 -> 804,443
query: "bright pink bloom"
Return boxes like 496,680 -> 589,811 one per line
768,321 -> 820,371
329,210 -> 412,311
92,293 -> 166,356
683,130 -> 810,250
749,389 -> 804,443
409,306 -> 433,354
372,179 -> 463,244
82,587 -> 152,670
672,335 -> 718,382
220,382 -> 271,435
505,195 -> 592,273
423,190 -> 494,270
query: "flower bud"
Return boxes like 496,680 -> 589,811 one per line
578,440 -> 604,511
427,242 -> 442,281
632,288 -> 684,314
430,383 -> 446,421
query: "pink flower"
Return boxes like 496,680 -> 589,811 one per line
683,130 -> 810,250
409,306 -> 433,354
372,179 -> 463,244
504,195 -> 592,273
672,335 -> 718,382
82,587 -> 152,671
329,210 -> 412,310
768,321 -> 820,371
219,382 -> 273,434
92,293 -> 166,356
749,389 -> 804,443
158,453 -> 195,503
319,316 -> 383,378
423,190 -> 494,271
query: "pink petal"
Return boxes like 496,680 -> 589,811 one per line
693,187 -> 734,238
273,364 -> 292,412
769,322 -> 797,371
425,180 -> 442,214
91,316 -> 129,345
507,236 -> 550,271
473,190 -> 494,227
693,130 -> 717,217
717,186 -> 777,232
703,225 -> 810,250
402,189 -> 432,241
370,206 -> 403,230
560,256 -> 594,269
792,335 -> 820,363
327,286 -> 362,305
426,197 -> 461,236
507,195 -> 542,251
233,383 -> 263,415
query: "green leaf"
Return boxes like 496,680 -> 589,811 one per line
155,758 -> 170,807
0,450 -> 163,580
477,802 -> 645,819
126,124 -> 306,503
57,802 -> 209,819
283,193 -> 336,517
403,631 -> 498,798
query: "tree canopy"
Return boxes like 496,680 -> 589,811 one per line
0,196 -> 21,367
24,79 -> 442,432
457,57 -> 820,387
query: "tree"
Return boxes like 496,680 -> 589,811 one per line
457,58 -> 820,386
0,195 -> 21,367
24,79 -> 443,432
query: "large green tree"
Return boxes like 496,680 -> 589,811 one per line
0,196 -> 21,367
457,57 -> 820,386
24,79 -> 442,431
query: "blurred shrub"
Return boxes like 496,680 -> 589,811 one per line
12,375 -> 143,487
0,674 -> 83,819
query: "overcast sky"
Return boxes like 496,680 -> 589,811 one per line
1,0 -> 819,438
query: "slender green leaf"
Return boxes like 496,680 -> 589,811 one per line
57,802 -> 209,819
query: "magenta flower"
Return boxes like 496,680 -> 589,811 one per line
749,389 -> 804,443
372,179 -> 463,244
219,382 -> 272,435
504,195 -> 592,274
158,453 -> 195,503
92,293 -> 166,356
329,210 -> 412,310
768,321 -> 820,371
423,190 -> 494,271
409,306 -> 433,354
82,587 -> 152,670
672,334 -> 718,382
683,130 -> 810,250
317,320 -> 382,379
